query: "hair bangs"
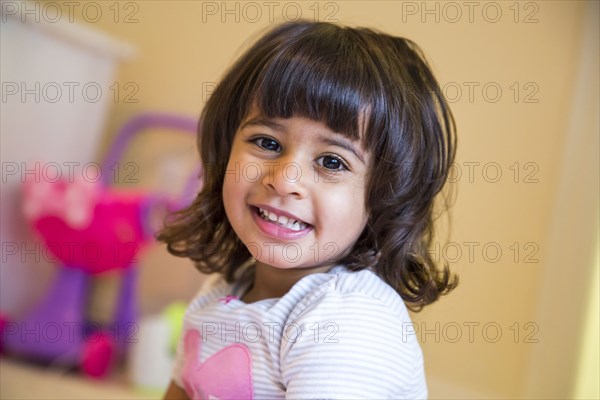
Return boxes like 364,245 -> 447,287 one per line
250,28 -> 381,144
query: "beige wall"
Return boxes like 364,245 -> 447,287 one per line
42,1 -> 597,397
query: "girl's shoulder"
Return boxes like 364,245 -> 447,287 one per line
284,265 -> 411,322
280,266 -> 427,398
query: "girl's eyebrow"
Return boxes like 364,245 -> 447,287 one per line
316,136 -> 366,165
240,116 -> 365,164
240,117 -> 286,131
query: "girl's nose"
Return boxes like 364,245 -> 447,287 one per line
261,160 -> 307,198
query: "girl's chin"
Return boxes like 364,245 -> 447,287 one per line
254,258 -> 307,270
253,259 -> 339,273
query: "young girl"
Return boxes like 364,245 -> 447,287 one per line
160,20 -> 457,399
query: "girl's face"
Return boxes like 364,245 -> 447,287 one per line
222,108 -> 370,271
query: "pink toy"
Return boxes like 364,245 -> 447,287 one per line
0,114 -> 199,378
23,177 -> 149,274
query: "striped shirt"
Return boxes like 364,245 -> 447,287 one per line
172,265 -> 427,399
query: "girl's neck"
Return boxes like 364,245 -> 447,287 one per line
241,261 -> 334,303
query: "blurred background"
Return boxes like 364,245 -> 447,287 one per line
1,1 -> 598,399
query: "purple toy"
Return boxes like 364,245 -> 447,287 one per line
0,113 -> 198,377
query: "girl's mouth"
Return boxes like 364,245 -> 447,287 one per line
256,207 -> 309,231
250,206 -> 313,240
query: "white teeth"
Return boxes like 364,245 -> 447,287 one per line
257,207 -> 308,231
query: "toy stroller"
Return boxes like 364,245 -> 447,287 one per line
0,114 -> 198,377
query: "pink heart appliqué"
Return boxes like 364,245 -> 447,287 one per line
182,329 -> 254,400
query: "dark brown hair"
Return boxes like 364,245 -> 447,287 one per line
158,21 -> 457,310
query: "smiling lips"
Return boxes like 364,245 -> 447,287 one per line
256,207 -> 308,231
251,205 -> 312,240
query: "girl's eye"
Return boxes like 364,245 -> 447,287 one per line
253,137 -> 281,152
317,155 -> 348,171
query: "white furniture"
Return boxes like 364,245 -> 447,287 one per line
1,3 -> 134,315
